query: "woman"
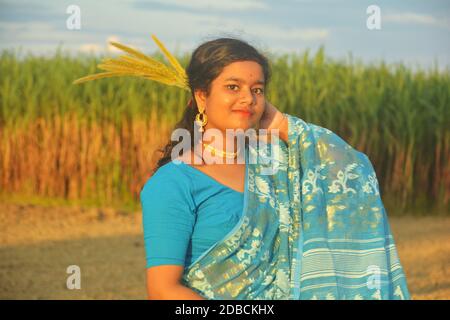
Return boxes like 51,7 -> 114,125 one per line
74,35 -> 410,300
141,44 -> 288,299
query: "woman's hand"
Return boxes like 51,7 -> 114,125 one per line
259,100 -> 284,130
258,100 -> 289,143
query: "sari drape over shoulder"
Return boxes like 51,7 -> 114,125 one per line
180,113 -> 410,300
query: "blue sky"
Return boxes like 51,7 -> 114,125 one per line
1,0 -> 449,70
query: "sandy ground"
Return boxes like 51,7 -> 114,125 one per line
0,203 -> 449,300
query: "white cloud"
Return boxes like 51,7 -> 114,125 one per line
384,12 -> 450,29
79,43 -> 102,53
106,35 -> 123,53
0,0 -> 327,53
80,35 -> 148,55
205,21 -> 330,44
0,21 -> 96,43
143,0 -> 269,11
262,27 -> 329,41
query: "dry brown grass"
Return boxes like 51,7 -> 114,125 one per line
1,113 -> 448,213
0,112 -> 171,206
0,203 -> 449,299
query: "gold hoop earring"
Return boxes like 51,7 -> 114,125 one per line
195,108 -> 208,133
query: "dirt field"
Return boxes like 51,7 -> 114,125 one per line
0,203 -> 449,300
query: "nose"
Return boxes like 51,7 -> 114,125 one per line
239,88 -> 256,105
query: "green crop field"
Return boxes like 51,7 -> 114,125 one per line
0,47 -> 448,215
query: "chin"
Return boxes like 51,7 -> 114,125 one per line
231,123 -> 254,131
222,118 -> 257,132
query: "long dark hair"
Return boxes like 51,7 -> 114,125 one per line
152,36 -> 272,174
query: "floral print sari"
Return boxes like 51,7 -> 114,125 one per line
181,113 -> 410,300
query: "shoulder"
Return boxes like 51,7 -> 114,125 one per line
140,161 -> 193,202
285,113 -> 337,142
285,113 -> 369,161
285,113 -> 340,140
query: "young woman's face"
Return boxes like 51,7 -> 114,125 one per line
194,60 -> 266,133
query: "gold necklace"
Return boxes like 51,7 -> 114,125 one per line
201,141 -> 239,159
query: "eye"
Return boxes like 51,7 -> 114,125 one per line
226,85 -> 264,95
254,88 -> 264,95
226,84 -> 239,91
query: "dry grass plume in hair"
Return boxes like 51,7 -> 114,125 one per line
72,34 -> 190,91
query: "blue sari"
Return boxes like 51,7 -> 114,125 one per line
180,113 -> 410,300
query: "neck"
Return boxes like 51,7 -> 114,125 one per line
194,127 -> 247,164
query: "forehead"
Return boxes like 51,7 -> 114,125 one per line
217,61 -> 264,83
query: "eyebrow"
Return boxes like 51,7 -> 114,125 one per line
224,77 -> 265,85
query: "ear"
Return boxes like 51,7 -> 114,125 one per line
194,89 -> 207,110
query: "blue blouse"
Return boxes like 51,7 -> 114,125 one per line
140,159 -> 246,269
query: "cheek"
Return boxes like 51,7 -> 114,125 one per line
253,113 -> 263,125
209,92 -> 237,111
255,104 -> 266,118
222,96 -> 238,110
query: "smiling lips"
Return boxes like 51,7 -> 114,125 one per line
232,110 -> 253,116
